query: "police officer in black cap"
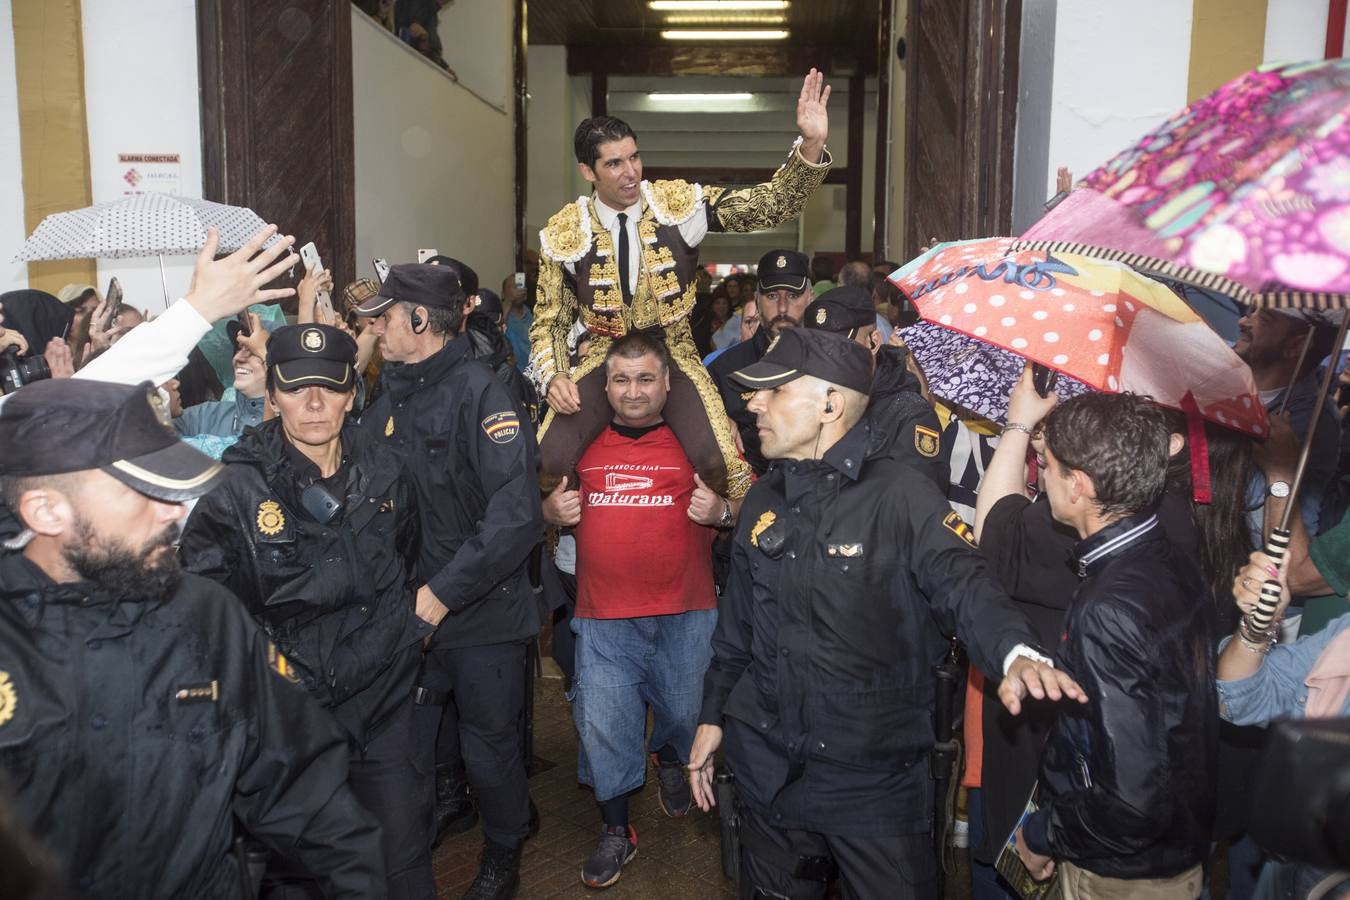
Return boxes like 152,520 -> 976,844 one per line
178,323 -> 434,897
708,249 -> 814,475
0,378 -> 383,898
687,328 -> 1084,900
804,286 -> 949,488
354,264 -> 543,900
462,287 -> 540,428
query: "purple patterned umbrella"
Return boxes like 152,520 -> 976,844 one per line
1020,59 -> 1350,310
898,321 -> 1093,425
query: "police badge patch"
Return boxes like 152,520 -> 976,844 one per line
481,411 -> 521,444
942,511 -> 977,547
267,643 -> 301,684
0,671 -> 16,727
749,510 -> 776,547
914,424 -> 941,459
301,328 -> 325,352
815,307 -> 828,325
256,500 -> 285,536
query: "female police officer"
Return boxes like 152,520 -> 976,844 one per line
180,323 -> 435,898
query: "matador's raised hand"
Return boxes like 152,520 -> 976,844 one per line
796,68 -> 832,164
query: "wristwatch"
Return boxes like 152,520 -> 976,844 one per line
1268,480 -> 1291,499
718,499 -> 734,529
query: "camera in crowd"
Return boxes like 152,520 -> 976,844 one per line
0,344 -> 50,395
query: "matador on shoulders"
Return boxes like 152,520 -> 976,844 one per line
529,69 -> 834,501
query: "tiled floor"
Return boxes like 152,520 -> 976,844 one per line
432,676 -> 740,899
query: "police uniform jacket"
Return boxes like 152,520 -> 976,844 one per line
708,326 -> 771,474
0,542 -> 383,898
179,419 -> 428,748
699,419 -> 1040,837
863,344 -> 948,489
360,334 -> 543,650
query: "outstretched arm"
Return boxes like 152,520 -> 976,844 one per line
709,70 -> 833,234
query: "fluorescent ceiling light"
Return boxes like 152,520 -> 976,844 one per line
664,13 -> 787,24
660,29 -> 790,40
650,1 -> 790,10
649,92 -> 755,102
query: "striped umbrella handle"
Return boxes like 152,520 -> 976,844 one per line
1246,527 -> 1291,632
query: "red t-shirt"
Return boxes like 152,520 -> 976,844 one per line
574,423 -> 716,619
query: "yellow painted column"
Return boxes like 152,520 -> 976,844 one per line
1188,0 -> 1270,102
12,0 -> 97,294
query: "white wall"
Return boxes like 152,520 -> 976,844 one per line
525,45 -> 577,246
1264,0 -> 1337,62
1011,0 -> 1056,233
436,0 -> 511,111
352,8 -> 514,290
1043,1 -> 1194,192
0,0 -> 27,292
82,0 -> 202,311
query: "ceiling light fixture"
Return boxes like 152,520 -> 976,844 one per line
660,29 -> 790,40
648,92 -> 756,102
663,13 -> 787,24
649,1 -> 789,10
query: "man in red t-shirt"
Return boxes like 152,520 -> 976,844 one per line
543,332 -> 738,889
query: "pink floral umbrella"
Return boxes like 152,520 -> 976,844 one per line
1019,58 -> 1350,310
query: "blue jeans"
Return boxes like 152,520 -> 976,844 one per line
572,609 -> 717,801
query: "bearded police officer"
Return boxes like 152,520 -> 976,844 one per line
354,264 -> 543,900
0,378 -> 382,898
687,329 -> 1084,900
708,250 -> 815,476
179,324 -> 434,897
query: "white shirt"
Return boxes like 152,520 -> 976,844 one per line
576,193 -> 712,295
0,298 -> 211,411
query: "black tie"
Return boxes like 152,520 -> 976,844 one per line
616,212 -> 633,304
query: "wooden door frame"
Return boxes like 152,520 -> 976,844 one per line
901,0 -> 1020,261
197,0 -> 356,290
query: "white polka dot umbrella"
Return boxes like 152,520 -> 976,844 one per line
888,237 -> 1268,438
13,193 -> 277,262
12,192 -> 281,303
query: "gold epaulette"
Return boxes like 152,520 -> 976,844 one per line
641,179 -> 704,226
538,197 -> 593,264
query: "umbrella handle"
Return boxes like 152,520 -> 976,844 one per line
1246,526 -> 1291,633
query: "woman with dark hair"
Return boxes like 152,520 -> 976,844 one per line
1160,409 -> 1259,632
175,345 -> 226,410
0,290 -> 73,359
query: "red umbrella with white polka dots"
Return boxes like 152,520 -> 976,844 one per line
888,237 -> 1268,438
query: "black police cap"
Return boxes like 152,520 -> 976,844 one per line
729,326 -> 873,396
470,288 -> 503,323
353,263 -> 464,317
756,250 -> 810,292
426,255 -> 480,296
805,286 -> 876,335
266,324 -> 357,391
0,378 -> 224,502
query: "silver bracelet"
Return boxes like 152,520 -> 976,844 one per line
1003,422 -> 1034,436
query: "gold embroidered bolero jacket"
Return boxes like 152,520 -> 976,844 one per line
527,142 -> 832,393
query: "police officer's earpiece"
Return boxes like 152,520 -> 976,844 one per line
824,402 -> 834,413
410,308 -> 426,334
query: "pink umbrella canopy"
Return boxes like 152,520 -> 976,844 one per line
889,238 -> 1268,437
1020,59 -> 1350,309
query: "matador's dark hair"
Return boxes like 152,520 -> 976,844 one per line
574,117 -> 638,169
